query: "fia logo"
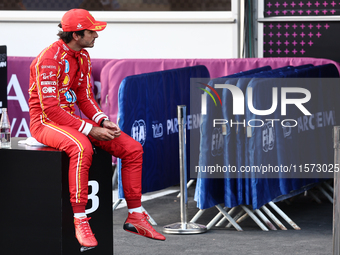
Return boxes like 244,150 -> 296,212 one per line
262,121 -> 275,152
131,119 -> 146,146
152,123 -> 163,138
282,123 -> 291,138
211,128 -> 223,157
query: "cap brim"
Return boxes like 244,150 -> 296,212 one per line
88,21 -> 107,31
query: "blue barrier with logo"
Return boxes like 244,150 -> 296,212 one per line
231,65 -> 315,208
195,66 -> 308,209
117,65 -> 210,197
229,66 -> 311,207
194,66 -> 273,209
223,65 -> 334,209
195,64 -> 339,210
244,64 -> 339,209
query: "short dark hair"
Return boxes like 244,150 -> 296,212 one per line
57,23 -> 85,43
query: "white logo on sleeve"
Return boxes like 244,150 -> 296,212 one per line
41,71 -> 56,80
42,86 -> 56,94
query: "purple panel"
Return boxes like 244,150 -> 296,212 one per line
265,0 -> 340,17
263,21 -> 340,62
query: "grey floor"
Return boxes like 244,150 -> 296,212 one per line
112,184 -> 333,255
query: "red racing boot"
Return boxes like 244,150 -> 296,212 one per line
74,217 -> 98,248
123,212 -> 166,241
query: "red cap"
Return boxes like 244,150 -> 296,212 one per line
61,9 -> 107,32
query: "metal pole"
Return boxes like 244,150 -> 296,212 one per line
178,105 -> 188,229
333,126 -> 340,255
163,105 -> 207,234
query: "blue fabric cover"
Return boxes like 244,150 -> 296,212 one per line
195,64 -> 340,210
117,65 -> 210,198
194,66 -> 273,209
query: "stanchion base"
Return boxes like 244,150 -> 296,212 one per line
163,222 -> 207,234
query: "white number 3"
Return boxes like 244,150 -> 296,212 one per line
85,180 -> 99,215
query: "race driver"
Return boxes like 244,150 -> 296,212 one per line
28,8 -> 166,248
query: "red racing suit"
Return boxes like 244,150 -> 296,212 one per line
29,39 -> 142,212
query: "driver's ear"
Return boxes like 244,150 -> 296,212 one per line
72,32 -> 79,41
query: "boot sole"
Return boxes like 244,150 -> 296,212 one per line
123,229 -> 166,241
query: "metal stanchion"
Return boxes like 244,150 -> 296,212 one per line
333,126 -> 340,254
163,105 -> 207,234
